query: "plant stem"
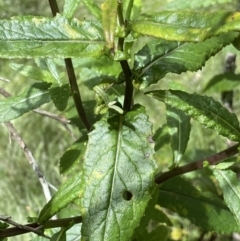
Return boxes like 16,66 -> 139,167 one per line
48,0 -> 91,131
124,0 -> 134,21
0,216 -> 82,238
117,1 -> 124,26
121,60 -> 133,111
64,58 -> 91,130
117,1 -> 133,112
48,0 -> 59,13
155,143 -> 240,184
0,88 -> 54,202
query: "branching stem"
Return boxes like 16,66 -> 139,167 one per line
0,88 -> 54,202
48,0 -> 91,131
155,143 -> 240,184
0,216 -> 82,238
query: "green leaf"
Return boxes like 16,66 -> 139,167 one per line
65,99 -> 96,130
166,106 -> 190,168
0,238 -> 7,241
101,0 -> 118,49
81,104 -> 157,241
213,168 -> 240,227
133,189 -> 171,241
158,176 -> 240,233
38,173 -> 82,224
160,0 -> 235,10
27,217 -> 38,222
63,0 -> 81,18
146,89 -> 240,141
214,162 -> 235,170
123,0 -> 142,21
49,83 -> 70,111
65,224 -> 81,241
153,125 -> 170,152
232,33 -> 240,50
134,225 -> 169,241
30,236 -> 49,241
131,11 -> 240,42
44,59 -> 62,84
77,56 -> 121,76
82,0 -> 101,20
51,222 -> 76,241
0,82 -> 51,123
0,222 -> 9,229
60,135 -> 88,175
10,63 -> 56,83
203,73 -> 240,93
0,14 -> 104,58
50,229 -> 66,241
133,34 -> 238,88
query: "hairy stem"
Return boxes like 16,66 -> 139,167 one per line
48,0 -> 91,131
155,143 -> 240,184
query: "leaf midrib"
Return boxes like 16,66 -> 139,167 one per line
172,93 -> 240,138
103,115 -> 124,240
139,43 -> 181,77
215,169 -> 240,226
160,189 -> 230,211
155,91 -> 240,140
3,91 -> 49,107
0,40 -> 104,43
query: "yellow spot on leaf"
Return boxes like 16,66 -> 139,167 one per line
32,17 -> 46,25
62,24 -> 80,39
93,171 -> 104,179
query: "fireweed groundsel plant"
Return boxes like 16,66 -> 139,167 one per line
1,0 -> 240,240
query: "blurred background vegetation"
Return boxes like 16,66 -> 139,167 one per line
1,0 -> 240,240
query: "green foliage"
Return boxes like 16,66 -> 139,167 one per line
101,0 -> 118,49
1,0 -> 240,241
10,63 -> 56,83
203,72 -> 240,93
82,0 -> 101,20
0,15 -> 104,58
158,176 -> 240,233
80,105 -> 157,241
131,11 -> 240,42
49,83 -> 70,111
38,173 -> 82,224
122,0 -> 142,21
159,0 -> 237,10
63,0 -> 82,18
59,135 -> 87,175
0,82 -> 51,122
133,34 -> 238,88
212,167 -> 240,227
0,222 -> 9,229
166,106 -> 190,168
133,189 -> 171,241
146,90 -> 240,141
